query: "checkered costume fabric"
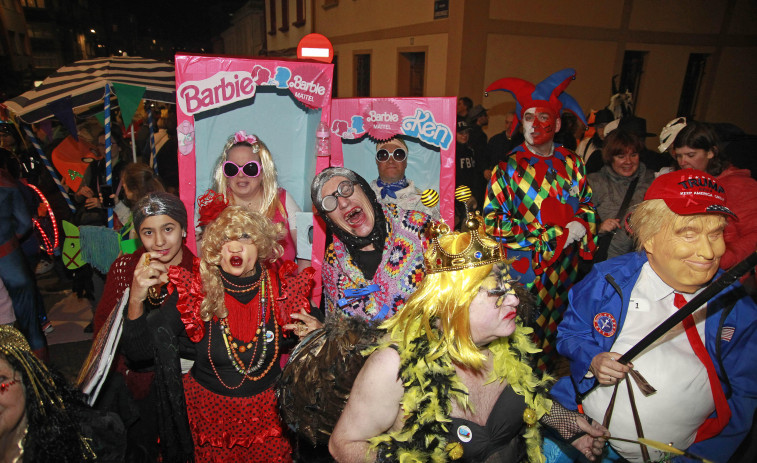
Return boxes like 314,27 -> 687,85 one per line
484,144 -> 597,370
323,204 -> 430,320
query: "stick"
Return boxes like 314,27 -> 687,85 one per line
578,250 -> 757,402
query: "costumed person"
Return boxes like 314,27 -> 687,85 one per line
212,130 -> 310,269
670,120 -> 757,274
328,213 -> 608,462
0,148 -> 47,361
586,129 -> 655,263
123,205 -> 315,462
369,137 -> 441,219
483,68 -> 597,370
550,170 -> 757,462
312,167 -> 432,321
0,325 -> 126,462
92,192 -> 194,462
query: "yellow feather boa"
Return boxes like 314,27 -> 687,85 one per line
367,323 -> 553,462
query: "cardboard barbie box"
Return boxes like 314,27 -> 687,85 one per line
327,98 -> 455,221
308,97 -> 455,292
174,54 -> 333,253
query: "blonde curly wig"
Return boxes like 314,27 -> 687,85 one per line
199,206 -> 284,321
212,133 -> 283,219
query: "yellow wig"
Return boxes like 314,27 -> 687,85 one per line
382,231 -> 499,371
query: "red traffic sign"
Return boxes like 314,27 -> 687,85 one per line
297,33 -> 334,63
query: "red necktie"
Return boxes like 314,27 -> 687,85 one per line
674,292 -> 731,442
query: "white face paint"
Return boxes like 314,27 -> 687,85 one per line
522,106 -> 560,149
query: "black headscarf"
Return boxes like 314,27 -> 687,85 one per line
311,167 -> 388,258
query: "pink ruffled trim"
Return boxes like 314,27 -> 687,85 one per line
168,257 -> 205,342
273,260 -> 315,326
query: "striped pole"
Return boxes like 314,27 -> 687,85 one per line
147,107 -> 157,174
22,124 -> 77,214
103,84 -> 114,229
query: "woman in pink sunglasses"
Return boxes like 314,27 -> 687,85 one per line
212,131 -> 308,270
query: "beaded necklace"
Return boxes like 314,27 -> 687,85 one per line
208,270 -> 280,390
220,271 -> 263,294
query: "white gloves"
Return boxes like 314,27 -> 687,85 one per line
563,221 -> 587,249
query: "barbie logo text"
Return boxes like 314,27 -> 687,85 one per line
401,109 -> 453,150
366,111 -> 399,123
178,71 -> 257,115
288,75 -> 326,95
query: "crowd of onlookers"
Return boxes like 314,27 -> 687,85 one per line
454,95 -> 757,276
2,88 -> 757,462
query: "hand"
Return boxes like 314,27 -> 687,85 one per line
484,169 -> 492,180
571,416 -> 609,461
599,218 -> 620,234
563,221 -> 587,249
84,197 -> 102,209
127,252 -> 169,319
590,352 -> 632,385
283,309 -> 323,338
78,186 -> 95,199
98,192 -> 118,205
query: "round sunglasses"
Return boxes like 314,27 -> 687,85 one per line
321,180 -> 356,212
376,148 -> 407,163
223,160 -> 261,178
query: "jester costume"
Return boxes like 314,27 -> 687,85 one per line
483,69 -> 597,370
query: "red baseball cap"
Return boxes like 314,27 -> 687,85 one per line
644,170 -> 737,220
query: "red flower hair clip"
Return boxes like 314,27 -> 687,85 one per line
197,189 -> 228,227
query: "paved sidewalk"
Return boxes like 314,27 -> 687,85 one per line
38,266 -> 93,382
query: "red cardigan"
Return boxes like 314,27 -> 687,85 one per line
93,245 -> 195,337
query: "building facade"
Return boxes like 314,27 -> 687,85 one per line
254,0 -> 757,137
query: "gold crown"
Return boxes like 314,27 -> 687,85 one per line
426,212 -> 504,274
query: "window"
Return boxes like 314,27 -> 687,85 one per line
397,51 -> 425,97
293,0 -> 306,27
677,53 -> 709,119
280,0 -> 289,32
619,50 -> 647,110
268,0 -> 277,35
354,53 -> 371,97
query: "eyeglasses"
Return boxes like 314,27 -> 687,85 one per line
223,160 -> 261,178
376,148 -> 407,163
321,180 -> 356,212
0,378 -> 18,394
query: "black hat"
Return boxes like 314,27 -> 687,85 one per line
457,120 -> 472,132
468,104 -> 487,120
618,115 -> 655,138
589,109 -> 614,126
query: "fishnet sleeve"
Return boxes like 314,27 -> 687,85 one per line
539,400 -> 591,443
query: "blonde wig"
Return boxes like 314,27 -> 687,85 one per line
199,206 -> 284,321
212,133 -> 282,219
629,199 -> 726,252
382,231 -> 501,371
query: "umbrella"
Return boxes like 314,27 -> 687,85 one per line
5,56 -> 175,123
4,56 -> 175,225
